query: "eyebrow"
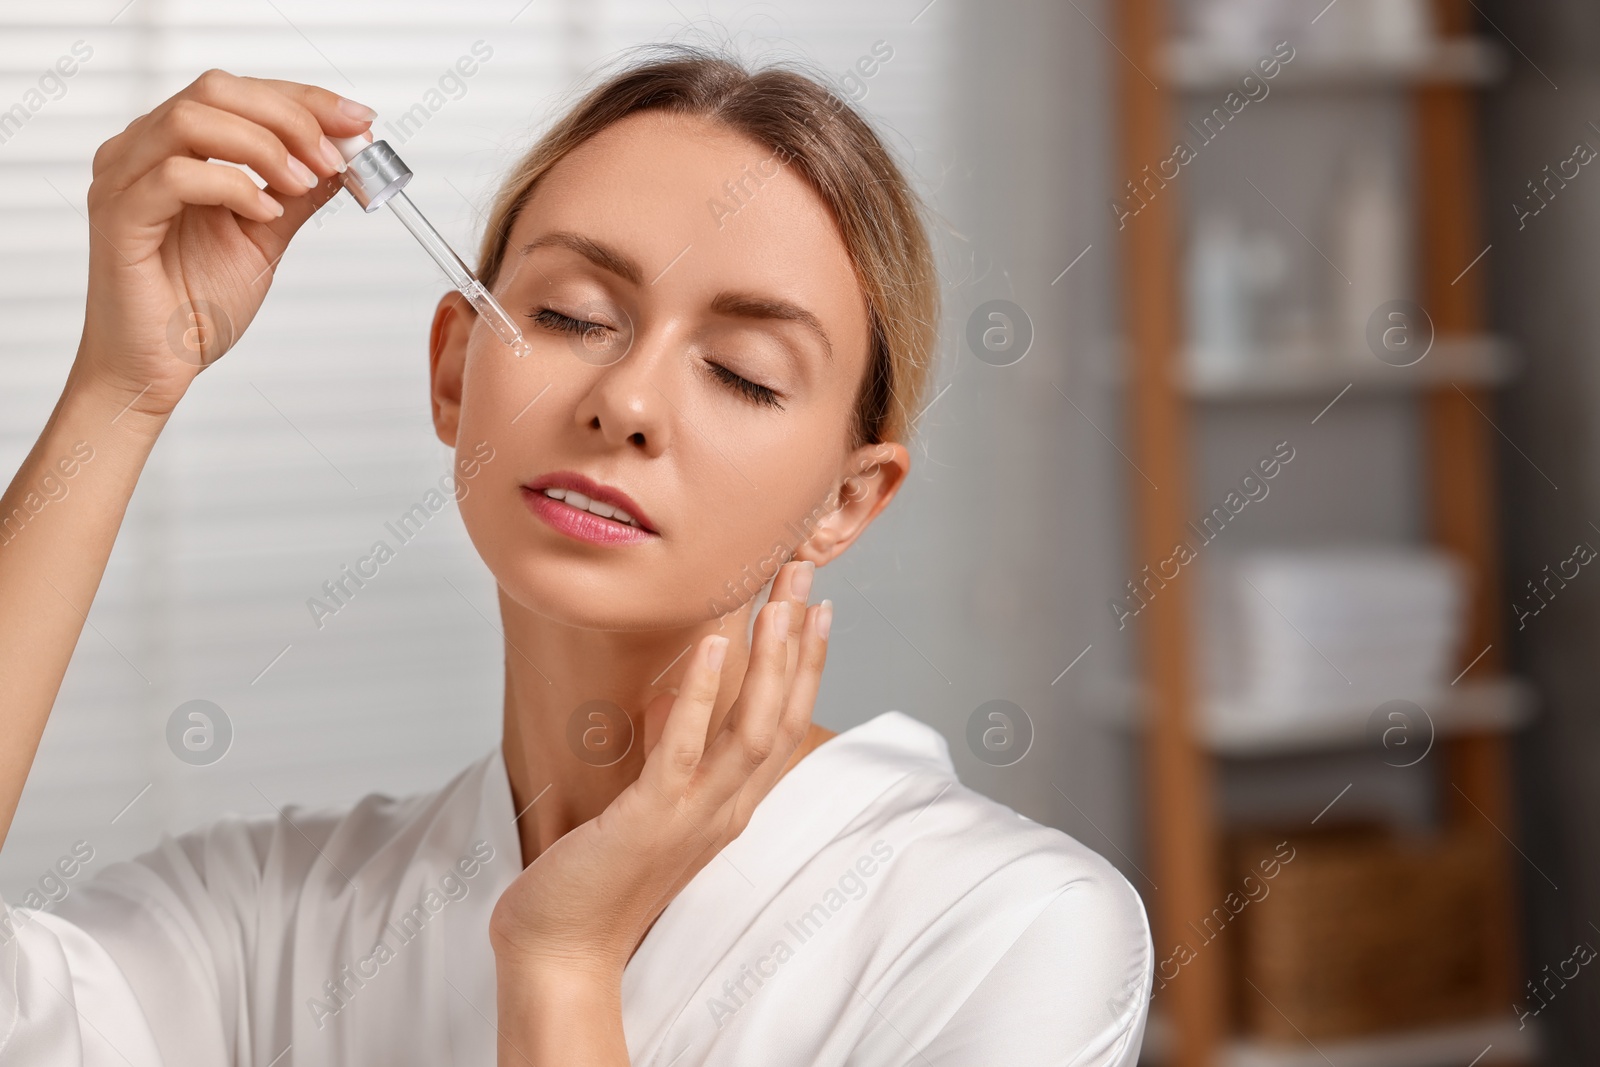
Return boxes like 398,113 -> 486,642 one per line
708,292 -> 833,361
518,230 -> 834,360
519,231 -> 643,286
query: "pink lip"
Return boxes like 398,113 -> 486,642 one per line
521,471 -> 658,546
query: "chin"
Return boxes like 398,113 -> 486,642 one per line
468,536 -> 745,634
461,479 -> 809,633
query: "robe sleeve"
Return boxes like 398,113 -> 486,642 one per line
0,816 -> 290,1067
912,868 -> 1154,1066
0,900 -> 169,1066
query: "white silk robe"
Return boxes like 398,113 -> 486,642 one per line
0,711 -> 1152,1065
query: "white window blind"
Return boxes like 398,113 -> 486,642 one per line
0,0 -> 952,896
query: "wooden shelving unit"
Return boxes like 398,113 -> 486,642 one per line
1111,2 -> 1529,1065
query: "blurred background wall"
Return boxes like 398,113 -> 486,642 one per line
0,0 -> 1138,960
1485,1 -> 1600,1063
9,1 -> 1600,1064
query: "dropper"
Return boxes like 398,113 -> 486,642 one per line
331,134 -> 529,355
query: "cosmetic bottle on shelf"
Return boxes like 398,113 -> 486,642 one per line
1330,148 -> 1410,361
1187,212 -> 1291,380
1187,212 -> 1250,378
1370,0 -> 1434,60
1192,0 -> 1272,57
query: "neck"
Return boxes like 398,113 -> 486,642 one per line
497,586 -> 835,870
498,584 -> 748,868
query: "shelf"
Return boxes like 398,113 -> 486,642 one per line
1161,37 -> 1505,92
1181,335 -> 1516,401
1141,1014 -> 1539,1067
1225,1017 -> 1537,1067
1202,677 -> 1535,758
1105,678 -> 1535,758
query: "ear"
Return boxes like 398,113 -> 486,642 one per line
792,442 -> 910,567
429,290 -> 472,448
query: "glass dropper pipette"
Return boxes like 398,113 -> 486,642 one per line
331,134 -> 529,355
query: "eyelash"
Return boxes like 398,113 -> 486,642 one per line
529,308 -> 600,337
529,308 -> 783,409
705,361 -> 783,409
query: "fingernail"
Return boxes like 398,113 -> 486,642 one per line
792,560 -> 814,601
817,600 -> 833,640
773,601 -> 792,633
257,189 -> 284,218
707,636 -> 729,672
318,136 -> 347,174
286,154 -> 317,189
336,96 -> 377,122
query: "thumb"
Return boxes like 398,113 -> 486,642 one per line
235,169 -> 348,287
269,128 -> 373,240
262,170 -> 347,246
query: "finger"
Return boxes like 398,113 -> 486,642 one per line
780,600 -> 830,748
164,70 -> 370,182
697,599 -> 792,796
99,99 -> 324,199
252,169 -> 353,248
246,132 -> 368,276
253,76 -> 377,139
769,559 -> 814,689
189,71 -> 374,174
113,156 -> 284,237
728,599 -> 832,815
648,604 -> 826,905
92,122 -> 137,179
645,634 -> 729,797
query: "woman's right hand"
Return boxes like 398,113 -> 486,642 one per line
74,70 -> 375,418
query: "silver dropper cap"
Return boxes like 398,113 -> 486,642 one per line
332,135 -> 412,212
329,131 -> 531,355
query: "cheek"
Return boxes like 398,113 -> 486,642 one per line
691,481 -> 824,592
683,444 -> 841,606
449,344 -> 555,537
446,328 -> 849,626
455,330 -> 561,448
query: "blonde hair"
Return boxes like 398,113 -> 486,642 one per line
474,45 -> 938,446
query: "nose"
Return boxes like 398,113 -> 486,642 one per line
572,329 -> 673,457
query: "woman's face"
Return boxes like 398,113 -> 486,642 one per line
430,109 -> 908,631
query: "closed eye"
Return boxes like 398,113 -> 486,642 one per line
528,308 -> 603,337
524,308 -> 624,350
705,361 -> 783,409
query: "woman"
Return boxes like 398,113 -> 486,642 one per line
0,47 -> 1151,1066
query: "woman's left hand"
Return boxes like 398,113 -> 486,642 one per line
487,561 -> 831,1062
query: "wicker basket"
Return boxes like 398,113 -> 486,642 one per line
1230,823 -> 1498,1041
